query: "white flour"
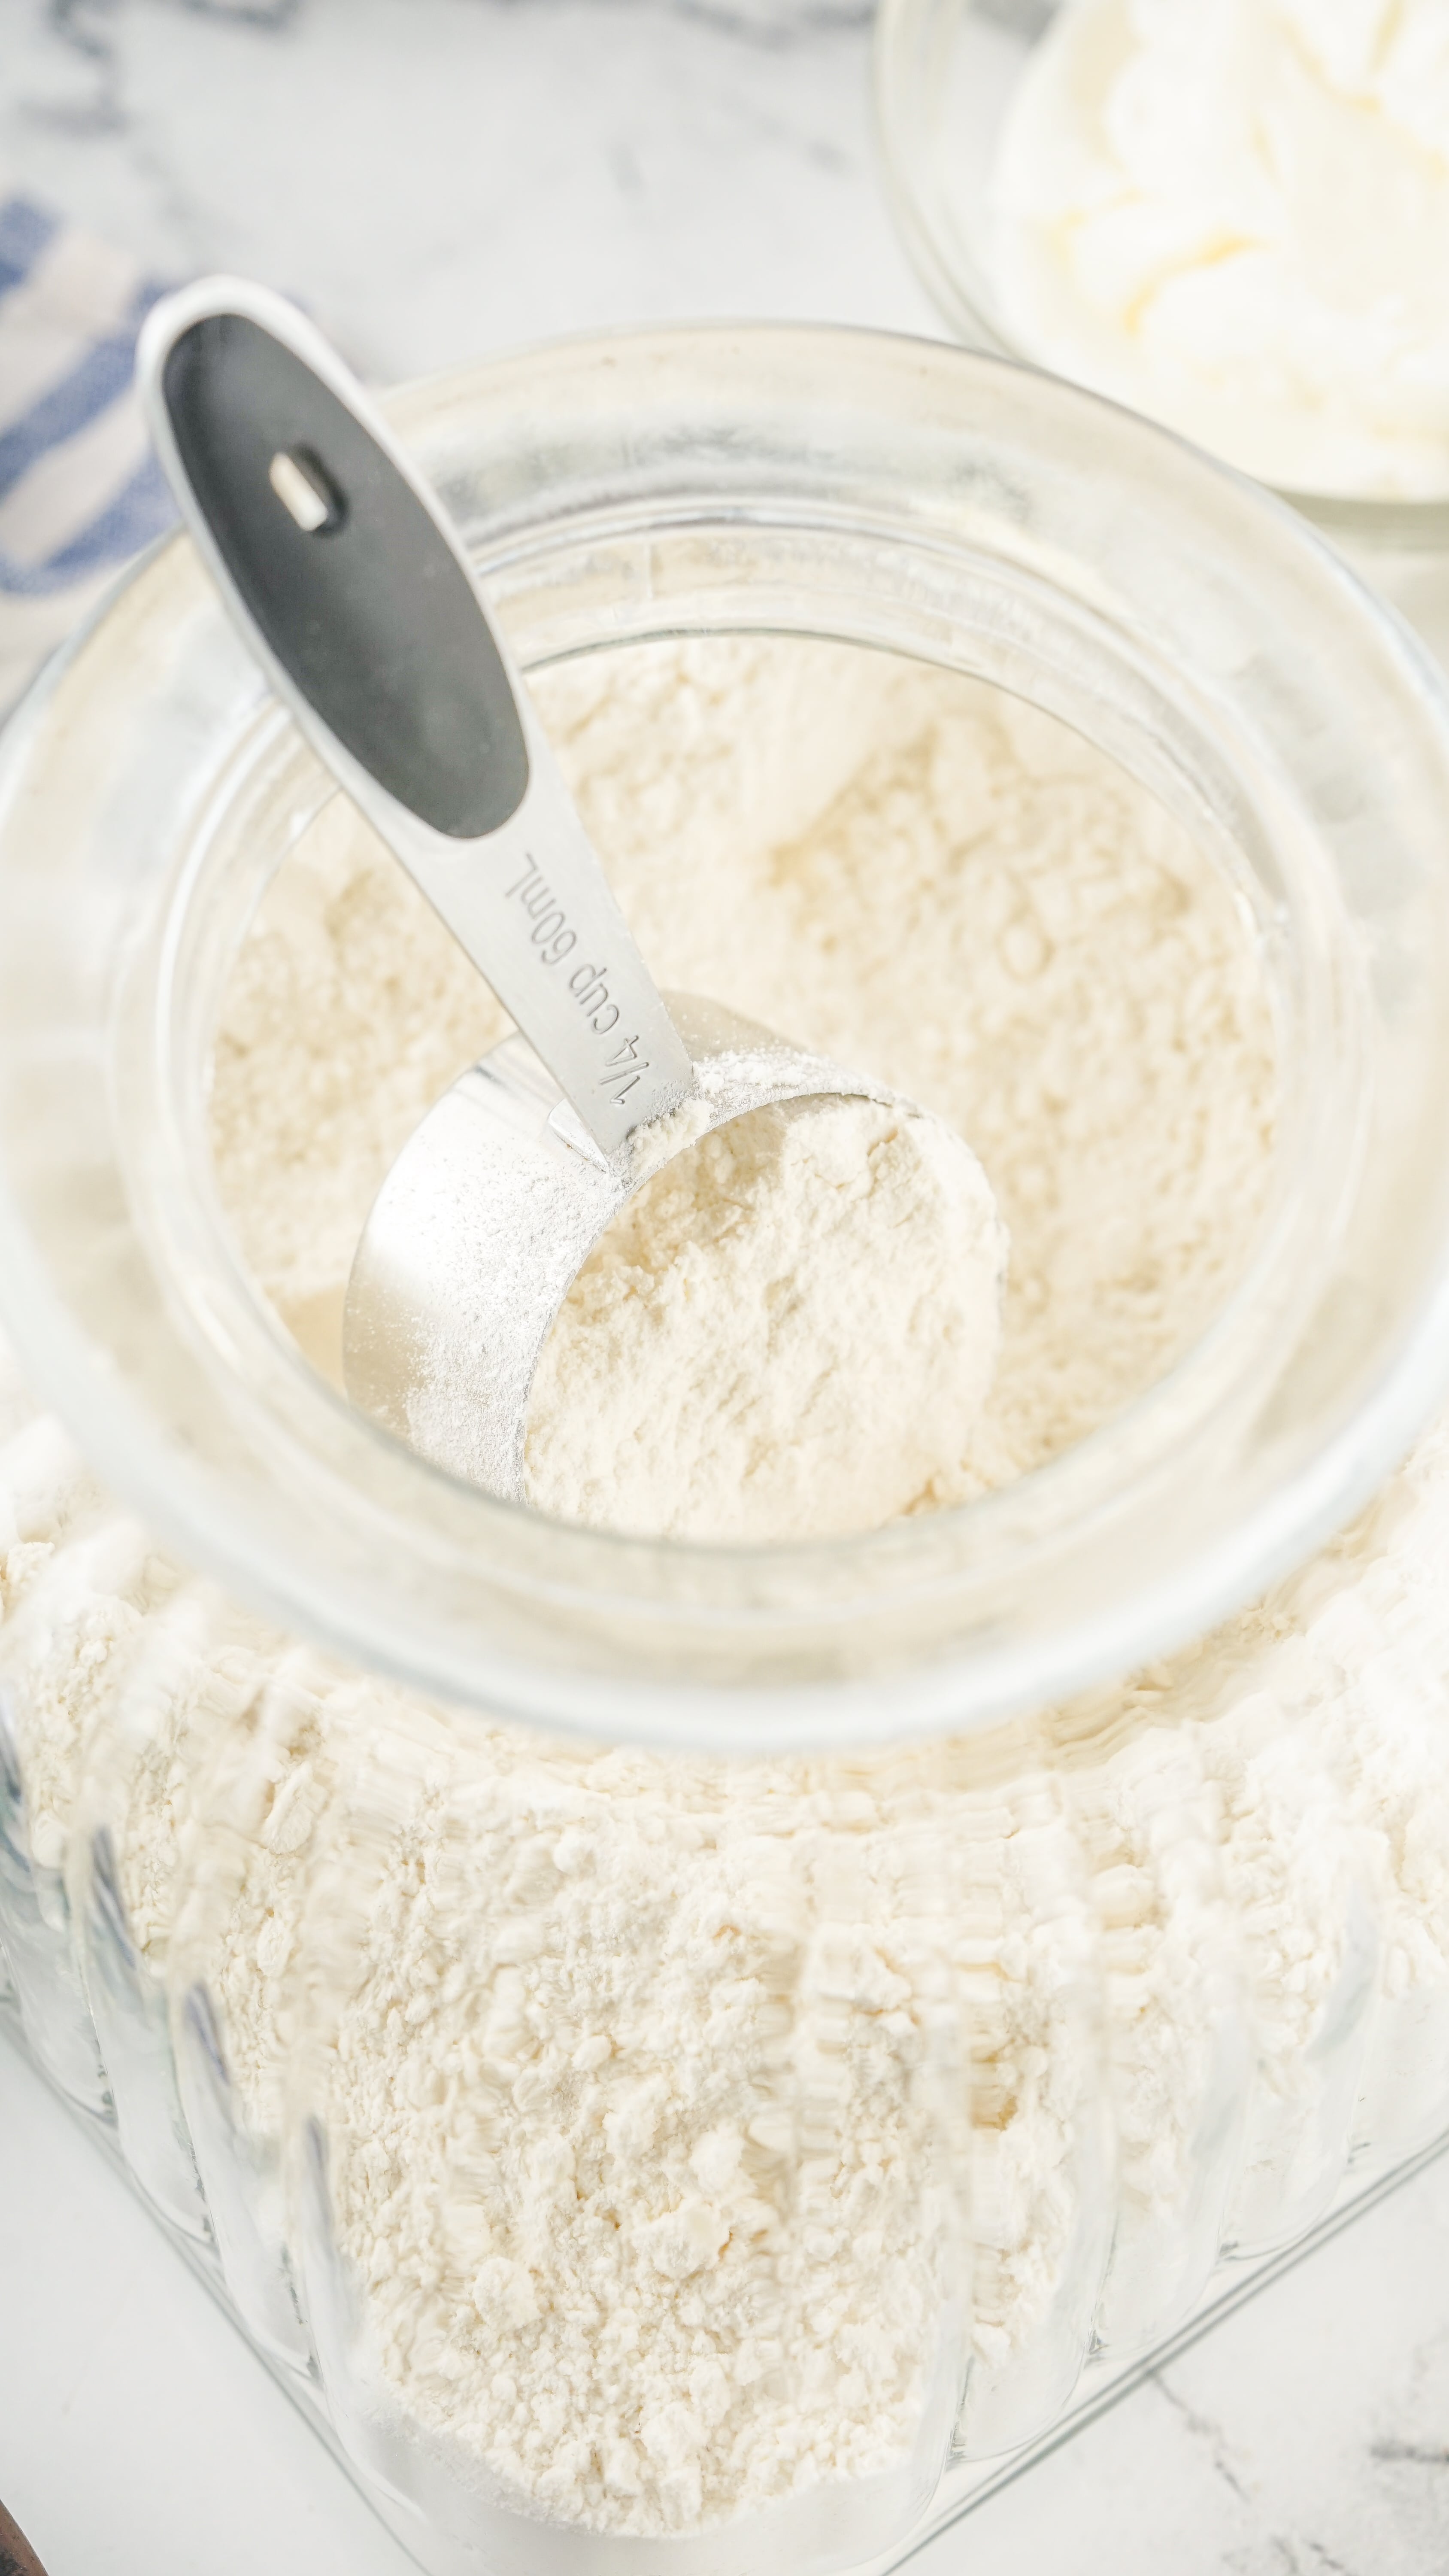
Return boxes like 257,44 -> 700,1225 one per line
0,1472 -> 164,1876
525,1092 -> 1007,1541
289,1714 -> 962,2533
6,636 -> 1448,2540
211,638 -> 1276,1499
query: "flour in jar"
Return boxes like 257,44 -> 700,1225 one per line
0,635 -> 1325,2548
212,636 -> 1276,1532
285,1711 -> 967,2535
179,635 -> 1288,2525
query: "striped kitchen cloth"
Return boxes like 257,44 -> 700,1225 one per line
0,191 -> 177,717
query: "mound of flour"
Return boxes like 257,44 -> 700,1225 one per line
282,1709 -> 963,2536
524,1092 -> 1007,1542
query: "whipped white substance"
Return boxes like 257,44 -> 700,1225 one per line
524,1092 -> 1007,1542
993,0 -> 1449,498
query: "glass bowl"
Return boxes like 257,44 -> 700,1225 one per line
874,0 -> 1449,654
3,325 -> 1449,1753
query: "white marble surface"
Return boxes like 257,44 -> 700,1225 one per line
0,0 -> 938,379
0,4 -> 1448,2571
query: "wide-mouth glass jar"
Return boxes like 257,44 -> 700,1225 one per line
6,323 -> 1449,2574
3,325 -> 1449,1756
873,0 -> 1449,657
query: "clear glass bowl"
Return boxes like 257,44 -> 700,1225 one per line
873,0 -> 1449,655
3,327 -> 1449,1754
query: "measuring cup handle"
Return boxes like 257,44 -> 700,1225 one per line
137,278 -> 692,1154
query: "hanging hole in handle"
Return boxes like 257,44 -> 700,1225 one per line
269,445 -> 346,536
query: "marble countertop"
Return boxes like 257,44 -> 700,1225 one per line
0,0 -> 939,377
0,4 -> 1447,2571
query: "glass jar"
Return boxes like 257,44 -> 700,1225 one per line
2,325 -> 1449,2571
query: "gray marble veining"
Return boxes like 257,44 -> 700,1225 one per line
3,0 -> 929,382
949,2148 -> 1449,2576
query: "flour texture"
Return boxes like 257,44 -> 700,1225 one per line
7,638 -> 1448,2546
211,638 -> 1276,1517
524,1092 -> 1007,1542
295,1716 -> 961,2534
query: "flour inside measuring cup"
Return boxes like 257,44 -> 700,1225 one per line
523,1090 -> 1008,1543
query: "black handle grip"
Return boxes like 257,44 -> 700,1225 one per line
161,312 -> 528,839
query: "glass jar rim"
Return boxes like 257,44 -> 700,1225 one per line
3,319 -> 1449,1753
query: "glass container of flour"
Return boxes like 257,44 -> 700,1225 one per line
4,325 -> 1449,2573
875,0 -> 1449,659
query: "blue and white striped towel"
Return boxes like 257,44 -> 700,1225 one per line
0,191 -> 178,716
